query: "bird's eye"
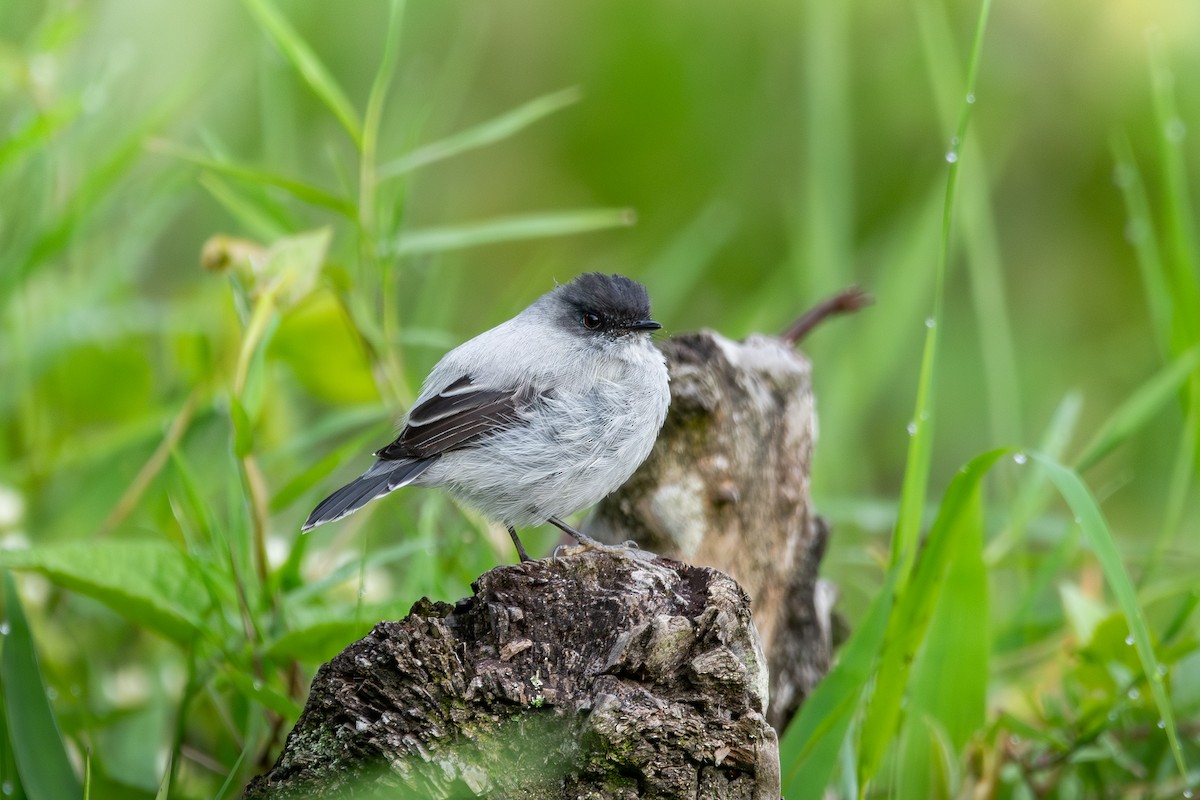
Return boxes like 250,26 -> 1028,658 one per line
582,311 -> 602,330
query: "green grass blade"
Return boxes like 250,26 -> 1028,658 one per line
796,0 -> 852,297
779,572 -> 897,799
1074,343 -> 1200,472
985,391 -> 1082,565
0,102 -> 79,173
857,448 -> 1005,788
152,141 -> 356,218
212,746 -> 248,800
1111,133 -> 1173,357
198,173 -> 291,241
388,208 -> 636,256
1030,454 -> 1188,778
154,755 -> 170,800
378,86 -> 582,180
240,0 -> 363,146
916,0 -> 1022,450
891,0 -> 994,579
358,0 -> 406,238
1,573 -> 82,800
1147,38 -> 1200,347
897,475 -> 988,796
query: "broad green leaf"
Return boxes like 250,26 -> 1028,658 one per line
858,449 -> 1004,787
1031,454 -> 1188,779
388,208 -> 635,256
220,666 -> 302,719
377,87 -> 582,180
779,571 -> 896,799
2,574 -> 82,800
898,477 -> 988,797
266,618 -> 376,663
0,542 -> 208,643
240,0 -> 363,146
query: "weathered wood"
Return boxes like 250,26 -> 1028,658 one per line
590,330 -> 833,731
245,551 -> 780,799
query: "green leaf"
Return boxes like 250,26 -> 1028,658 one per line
220,666 -> 302,719
388,208 -> 636,256
2,573 -> 83,800
377,87 -> 582,180
0,542 -> 208,643
1031,454 -> 1189,779
265,617 -> 376,663
258,227 -> 333,309
240,0 -> 363,146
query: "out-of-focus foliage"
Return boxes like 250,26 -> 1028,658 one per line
0,0 -> 1198,796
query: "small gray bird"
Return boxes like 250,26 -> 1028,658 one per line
302,273 -> 670,562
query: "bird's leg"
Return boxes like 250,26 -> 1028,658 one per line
506,525 -> 533,563
546,516 -> 612,550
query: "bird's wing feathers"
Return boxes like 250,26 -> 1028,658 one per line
374,375 -> 540,460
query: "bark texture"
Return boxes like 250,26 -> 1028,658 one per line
590,331 -> 832,731
245,551 -> 780,799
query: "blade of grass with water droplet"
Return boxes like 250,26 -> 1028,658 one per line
1030,454 -> 1188,779
1,573 -> 82,800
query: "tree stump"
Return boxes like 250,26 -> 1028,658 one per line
245,551 -> 780,799
590,330 -> 833,731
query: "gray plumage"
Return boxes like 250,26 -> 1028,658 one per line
302,273 -> 670,558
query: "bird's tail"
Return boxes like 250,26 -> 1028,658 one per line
302,457 -> 437,532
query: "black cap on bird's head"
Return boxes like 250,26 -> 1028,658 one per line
552,273 -> 661,338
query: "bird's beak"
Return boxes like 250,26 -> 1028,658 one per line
628,319 -> 662,332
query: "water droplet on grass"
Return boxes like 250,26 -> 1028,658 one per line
1013,453 -> 1027,465
1124,634 -> 1135,645
946,150 -> 958,163
907,422 -> 918,436
966,92 -> 976,104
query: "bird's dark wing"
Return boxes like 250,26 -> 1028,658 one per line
374,375 -> 540,460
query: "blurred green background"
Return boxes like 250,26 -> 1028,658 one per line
2,0 -> 1199,796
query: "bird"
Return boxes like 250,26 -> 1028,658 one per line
302,272 -> 671,562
